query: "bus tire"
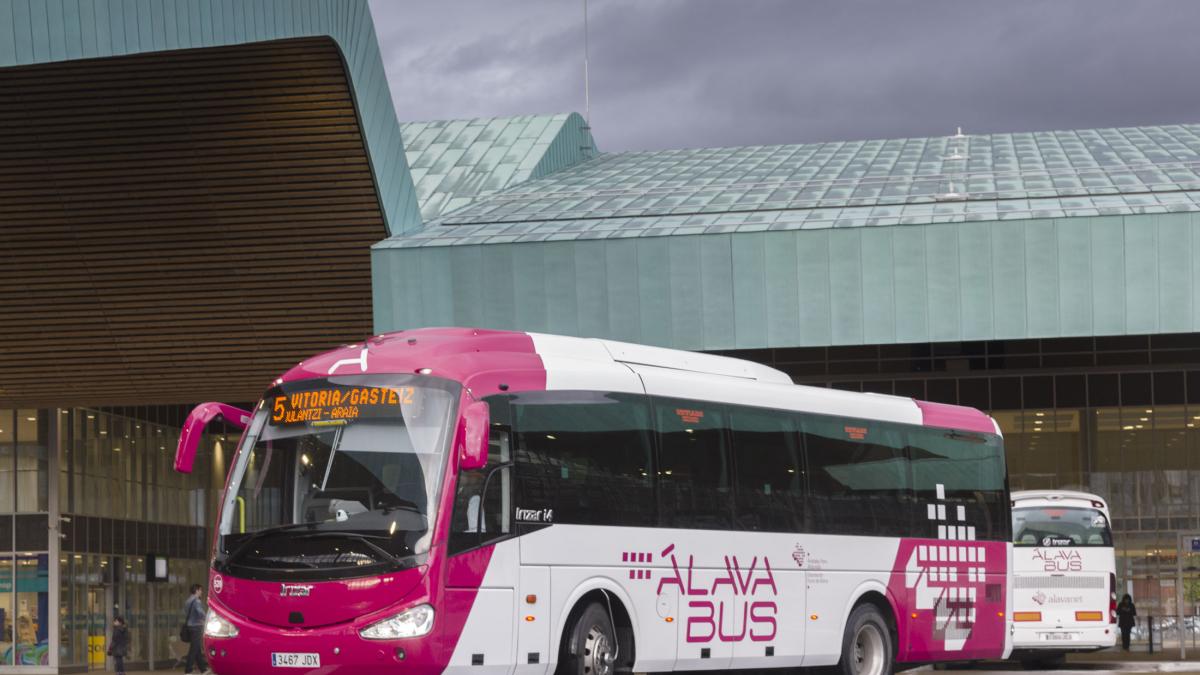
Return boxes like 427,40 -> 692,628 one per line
559,602 -> 618,675
838,603 -> 894,675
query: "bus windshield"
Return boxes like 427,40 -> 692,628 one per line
1013,505 -> 1112,547
217,374 -> 460,579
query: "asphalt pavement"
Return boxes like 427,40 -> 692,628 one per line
113,666 -> 1200,675
911,661 -> 1200,674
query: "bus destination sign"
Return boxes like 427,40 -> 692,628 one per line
270,386 -> 414,425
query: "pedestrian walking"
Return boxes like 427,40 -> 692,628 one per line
107,616 -> 129,675
1117,593 -> 1137,651
183,583 -> 209,674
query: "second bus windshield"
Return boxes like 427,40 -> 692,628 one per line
1013,506 -> 1112,547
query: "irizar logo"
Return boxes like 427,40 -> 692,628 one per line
516,507 -> 553,523
1032,548 -> 1082,572
280,583 -> 314,598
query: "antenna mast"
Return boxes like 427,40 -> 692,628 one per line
583,0 -> 591,125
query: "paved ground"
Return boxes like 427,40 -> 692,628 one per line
110,663 -> 1197,673
910,651 -> 1200,674
110,651 -> 1200,675
919,666 -> 1200,674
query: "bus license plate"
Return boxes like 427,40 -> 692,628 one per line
272,652 -> 320,668
1041,632 -> 1074,641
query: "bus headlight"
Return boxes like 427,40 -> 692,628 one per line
204,610 -> 239,638
360,604 -> 434,640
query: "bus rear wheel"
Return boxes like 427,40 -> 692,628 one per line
559,602 -> 617,675
839,604 -> 894,675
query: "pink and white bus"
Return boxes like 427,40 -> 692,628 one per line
175,328 -> 1012,675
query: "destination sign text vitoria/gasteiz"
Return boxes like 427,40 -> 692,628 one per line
270,386 -> 415,425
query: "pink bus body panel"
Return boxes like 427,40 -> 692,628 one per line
915,399 -> 997,434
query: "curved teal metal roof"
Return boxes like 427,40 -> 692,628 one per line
380,124 -> 1200,248
400,113 -> 596,221
1,0 -> 424,235
375,123 -> 1200,351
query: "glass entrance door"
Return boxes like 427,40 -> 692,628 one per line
86,585 -> 109,670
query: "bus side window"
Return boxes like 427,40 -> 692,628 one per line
803,419 -> 911,537
729,405 -> 804,532
448,397 -> 512,555
908,429 -> 1007,542
655,399 -> 734,530
511,391 -> 656,528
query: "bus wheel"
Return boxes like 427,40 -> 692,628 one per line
839,603 -> 893,675
561,602 -> 617,675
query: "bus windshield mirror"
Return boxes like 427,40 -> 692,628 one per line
460,401 -> 490,470
175,401 -> 252,474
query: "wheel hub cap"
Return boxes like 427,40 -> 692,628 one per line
852,623 -> 885,675
583,625 -> 613,675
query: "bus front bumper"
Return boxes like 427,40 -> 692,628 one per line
205,625 -> 443,675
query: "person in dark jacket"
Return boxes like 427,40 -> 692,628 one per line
107,616 -> 129,675
184,584 -> 209,674
1117,593 -> 1137,650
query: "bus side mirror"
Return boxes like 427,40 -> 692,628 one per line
175,402 -> 252,474
459,401 -> 490,471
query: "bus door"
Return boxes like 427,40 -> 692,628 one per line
446,417 -> 517,675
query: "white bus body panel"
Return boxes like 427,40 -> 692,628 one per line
631,364 -> 923,426
516,526 -> 910,671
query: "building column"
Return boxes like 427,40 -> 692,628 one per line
47,409 -> 62,672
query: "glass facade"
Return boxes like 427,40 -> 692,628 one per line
0,410 -> 50,668
0,406 -> 228,672
723,332 -> 1200,628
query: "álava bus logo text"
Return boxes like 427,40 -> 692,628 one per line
655,544 -> 778,643
1032,548 -> 1082,572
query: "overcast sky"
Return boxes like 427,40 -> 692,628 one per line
368,1 -> 1200,153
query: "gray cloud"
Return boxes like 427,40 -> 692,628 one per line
369,0 -> 1200,152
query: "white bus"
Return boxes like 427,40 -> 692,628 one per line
178,328 -> 1012,675
1011,490 -> 1117,667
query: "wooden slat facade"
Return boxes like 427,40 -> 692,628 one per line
0,37 -> 387,407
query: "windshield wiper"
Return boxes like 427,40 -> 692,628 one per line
292,530 -> 410,568
220,522 -> 320,569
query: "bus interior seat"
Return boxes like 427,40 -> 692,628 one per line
1087,534 -> 1103,545
1020,533 -> 1037,545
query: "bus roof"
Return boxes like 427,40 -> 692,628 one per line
278,327 -> 998,435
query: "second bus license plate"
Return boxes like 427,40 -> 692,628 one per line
272,652 -> 321,668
